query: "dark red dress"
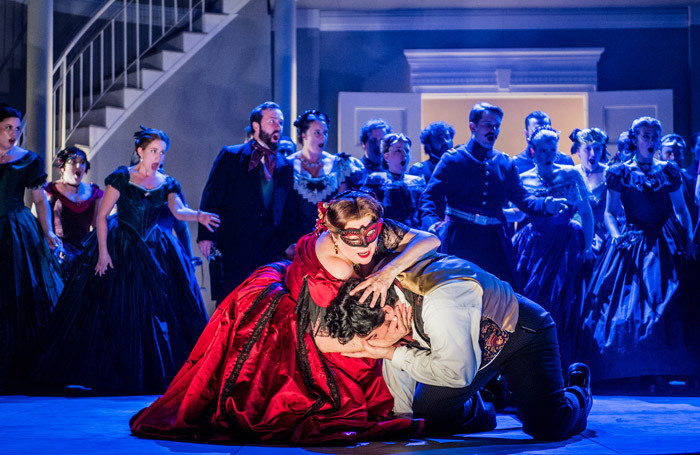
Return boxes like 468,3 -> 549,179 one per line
44,181 -> 103,269
130,229 -> 421,444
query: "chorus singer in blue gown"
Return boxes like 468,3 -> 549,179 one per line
32,126 -> 219,394
579,116 -> 699,384
512,126 -> 594,369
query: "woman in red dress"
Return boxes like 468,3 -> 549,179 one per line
44,147 -> 103,272
131,191 -> 439,444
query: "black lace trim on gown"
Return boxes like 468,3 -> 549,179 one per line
375,218 -> 411,257
218,262 -> 290,418
295,277 -> 342,414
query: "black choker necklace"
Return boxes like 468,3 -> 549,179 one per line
634,157 -> 653,174
584,164 -> 602,176
61,181 -> 81,188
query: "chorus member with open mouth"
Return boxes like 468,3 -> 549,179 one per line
512,125 -> 594,369
579,116 -> 699,386
419,102 -> 568,291
288,109 -> 365,233
570,127 -> 616,252
44,146 -> 103,272
0,103 -> 64,393
32,126 -> 218,395
197,102 -> 303,305
363,133 -> 426,228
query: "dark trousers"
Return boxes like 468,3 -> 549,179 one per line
413,296 -> 590,441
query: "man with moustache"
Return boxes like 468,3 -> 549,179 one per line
408,121 -> 455,183
359,118 -> 393,174
420,102 -> 566,290
513,111 -> 574,174
198,102 -> 302,303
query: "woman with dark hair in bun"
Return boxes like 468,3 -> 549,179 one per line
0,103 -> 64,392
289,109 -> 366,232
44,146 -> 103,271
362,133 -> 426,227
32,126 -> 219,395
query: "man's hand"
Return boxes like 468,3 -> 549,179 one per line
343,339 -> 396,360
428,220 -> 446,235
198,240 -> 213,258
368,302 -> 412,347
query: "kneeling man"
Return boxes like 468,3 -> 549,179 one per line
326,253 -> 592,441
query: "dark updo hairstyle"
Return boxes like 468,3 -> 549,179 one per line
569,127 -> 609,161
381,133 -> 411,170
55,146 -> 90,172
568,128 -> 581,156
325,190 -> 383,231
627,116 -> 662,153
0,103 -> 22,122
381,133 -> 412,155
293,110 -> 330,145
134,125 -> 170,152
326,278 -> 398,345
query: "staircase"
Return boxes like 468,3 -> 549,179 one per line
53,0 -> 250,161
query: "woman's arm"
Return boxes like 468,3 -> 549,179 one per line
95,185 -> 120,275
351,228 -> 440,307
91,191 -> 103,230
669,187 -> 692,235
572,171 -> 594,257
577,197 -> 595,258
167,193 -> 220,232
604,189 -> 622,239
31,187 -> 60,249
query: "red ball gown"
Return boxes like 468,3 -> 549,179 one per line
130,230 -> 421,444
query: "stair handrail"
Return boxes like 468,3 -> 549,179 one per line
51,0 -> 206,162
52,0 -> 120,76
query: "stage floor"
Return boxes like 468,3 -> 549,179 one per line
1,394 -> 698,454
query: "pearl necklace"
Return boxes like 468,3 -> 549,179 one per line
300,156 -> 323,169
0,150 -> 10,163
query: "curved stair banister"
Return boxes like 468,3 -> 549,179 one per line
51,0 -> 207,161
